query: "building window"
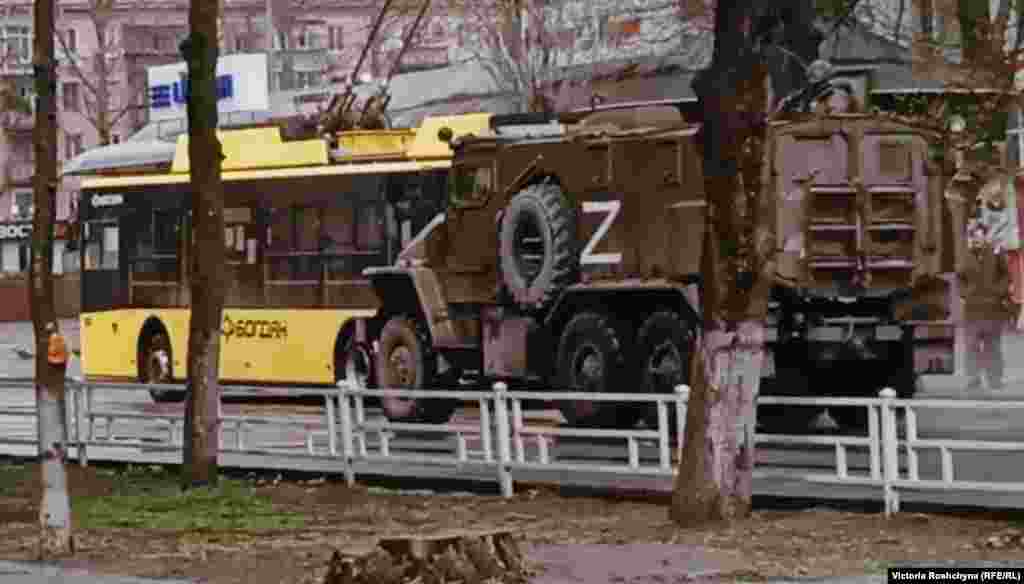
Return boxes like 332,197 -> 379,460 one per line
64,133 -> 83,160
328,26 -> 343,50
274,30 -> 288,50
18,242 -> 30,272
64,28 -> 77,52
294,70 -> 322,89
62,81 -> 80,111
0,25 -> 32,64
12,190 -> 33,220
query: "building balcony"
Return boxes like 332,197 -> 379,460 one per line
1,112 -> 34,133
0,60 -> 32,77
6,162 -> 34,186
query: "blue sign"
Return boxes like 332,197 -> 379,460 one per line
150,74 -> 235,109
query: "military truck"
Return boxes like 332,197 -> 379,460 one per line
345,101 -> 955,429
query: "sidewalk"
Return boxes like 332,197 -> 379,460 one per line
0,557 -> 887,584
918,326 -> 1024,399
0,561 -> 194,584
0,318 -> 82,379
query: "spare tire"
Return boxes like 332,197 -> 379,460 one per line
499,183 -> 577,311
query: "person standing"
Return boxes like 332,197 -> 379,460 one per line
960,217 -> 1013,391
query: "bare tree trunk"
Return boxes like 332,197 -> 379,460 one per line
180,0 -> 227,490
30,0 -> 73,556
670,0 -> 821,525
94,18 -> 111,146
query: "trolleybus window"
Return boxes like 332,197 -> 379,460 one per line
84,221 -> 119,271
153,209 -> 180,255
266,199 -> 386,283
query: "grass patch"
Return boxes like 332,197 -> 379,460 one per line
864,559 -> 889,575
0,461 -> 27,489
74,465 -> 306,531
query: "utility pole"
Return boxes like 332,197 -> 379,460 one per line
30,0 -> 74,557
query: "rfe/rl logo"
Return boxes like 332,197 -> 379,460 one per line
150,75 -> 234,109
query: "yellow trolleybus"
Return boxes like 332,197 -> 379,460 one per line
74,113 -> 491,400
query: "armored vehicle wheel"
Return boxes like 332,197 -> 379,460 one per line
140,333 -> 184,403
635,311 -> 695,431
757,368 -> 816,433
555,312 -> 636,428
499,183 -> 577,312
377,315 -> 458,424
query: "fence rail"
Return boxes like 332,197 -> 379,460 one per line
2,379 -> 1024,514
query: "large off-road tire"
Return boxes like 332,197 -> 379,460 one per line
139,332 -> 184,403
757,367 -> 817,433
376,315 -> 458,424
555,312 -> 636,428
635,311 -> 695,432
498,183 -> 576,312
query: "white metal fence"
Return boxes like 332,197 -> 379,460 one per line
2,378 -> 1024,514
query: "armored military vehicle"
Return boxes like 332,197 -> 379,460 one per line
347,99 -> 955,428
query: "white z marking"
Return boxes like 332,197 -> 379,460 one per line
580,200 -> 622,265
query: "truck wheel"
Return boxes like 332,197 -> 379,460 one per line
376,315 -> 457,424
499,183 -> 576,312
758,368 -> 816,433
635,311 -> 695,431
140,333 -> 183,403
556,312 -> 632,428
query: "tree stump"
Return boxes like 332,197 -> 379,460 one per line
322,529 -> 527,584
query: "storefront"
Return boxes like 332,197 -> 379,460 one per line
0,220 -> 81,322
0,220 -> 77,275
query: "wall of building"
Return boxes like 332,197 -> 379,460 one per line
0,273 -> 80,322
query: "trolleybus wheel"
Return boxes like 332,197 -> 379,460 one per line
140,332 -> 184,403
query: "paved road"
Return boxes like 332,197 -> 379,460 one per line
0,561 -> 194,583
0,319 -> 82,379
4,380 -> 1024,508
3,321 -> 1024,582
2,318 -> 1024,507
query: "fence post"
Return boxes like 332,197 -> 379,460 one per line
72,378 -> 88,467
217,389 -> 224,452
879,387 -> 900,516
492,381 -> 514,498
336,381 -> 356,487
324,392 -> 337,457
674,385 -> 690,459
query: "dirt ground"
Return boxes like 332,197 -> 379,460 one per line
2,462 -> 1024,584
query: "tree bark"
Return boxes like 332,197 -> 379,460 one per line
180,0 -> 227,490
30,0 -> 73,557
670,0 -> 821,525
93,10 -> 112,146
